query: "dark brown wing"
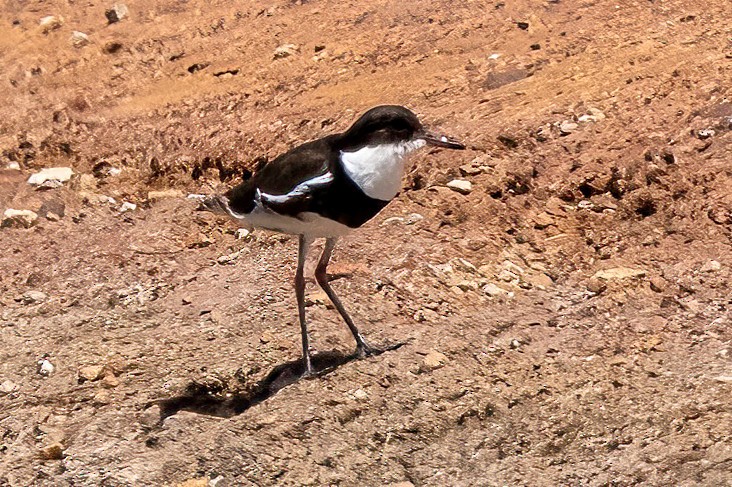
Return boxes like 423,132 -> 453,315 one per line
226,135 -> 338,215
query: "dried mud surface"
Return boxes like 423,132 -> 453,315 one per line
1,1 -> 731,485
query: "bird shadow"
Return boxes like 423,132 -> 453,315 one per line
153,341 -> 406,421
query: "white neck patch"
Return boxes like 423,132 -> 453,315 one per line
340,139 -> 426,201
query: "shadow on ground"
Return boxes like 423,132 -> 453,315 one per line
155,343 -> 406,420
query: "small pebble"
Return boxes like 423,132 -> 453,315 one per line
40,442 -> 65,460
447,179 -> 472,195
2,209 -> 39,228
119,201 -> 137,213
27,167 -> 73,186
38,359 -> 55,377
559,121 -> 578,135
577,200 -> 593,210
351,389 -> 368,401
70,31 -> 89,48
273,44 -> 300,59
0,380 -> 19,394
21,290 -> 47,304
649,276 -> 666,293
696,129 -> 715,139
405,213 -> 424,225
586,277 -> 607,295
235,228 -> 251,240
39,15 -> 63,33
483,283 -> 509,297
78,365 -> 105,382
105,3 -> 128,23
422,350 -> 448,371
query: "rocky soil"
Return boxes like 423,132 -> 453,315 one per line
1,0 -> 731,485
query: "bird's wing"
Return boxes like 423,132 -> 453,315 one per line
250,137 -> 338,215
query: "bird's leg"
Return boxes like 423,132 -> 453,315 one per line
315,237 -> 378,357
295,234 -> 314,376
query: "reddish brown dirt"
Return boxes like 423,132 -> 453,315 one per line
1,0 -> 731,485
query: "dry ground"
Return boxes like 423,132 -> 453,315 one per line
1,0 -> 731,485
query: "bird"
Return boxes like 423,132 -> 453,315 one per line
199,105 -> 465,376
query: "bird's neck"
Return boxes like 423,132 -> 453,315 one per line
339,140 -> 425,201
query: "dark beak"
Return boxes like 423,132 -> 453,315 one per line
418,129 -> 466,150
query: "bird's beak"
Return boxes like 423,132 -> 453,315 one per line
418,129 -> 466,150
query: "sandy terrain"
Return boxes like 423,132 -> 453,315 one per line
1,0 -> 731,485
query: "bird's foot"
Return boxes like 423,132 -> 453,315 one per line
355,339 -> 389,358
356,339 -> 409,359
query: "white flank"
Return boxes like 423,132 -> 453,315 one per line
243,210 -> 352,238
259,172 -> 334,204
340,139 -> 426,201
220,171 -> 352,237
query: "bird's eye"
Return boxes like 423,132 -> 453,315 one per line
389,119 -> 411,132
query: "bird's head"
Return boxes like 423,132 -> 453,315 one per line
342,105 -> 465,151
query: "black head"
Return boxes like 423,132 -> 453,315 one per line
341,105 -> 465,150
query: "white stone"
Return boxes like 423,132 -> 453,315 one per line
21,290 -> 47,303
106,3 -> 128,23
352,389 -> 369,401
70,31 -> 89,48
2,209 -> 38,228
0,380 -> 18,394
119,201 -> 137,212
38,359 -> 54,376
577,200 -> 593,210
6,162 -> 20,170
578,108 -> 606,123
483,283 -> 509,296
405,213 -> 424,224
559,121 -> 578,134
39,15 -> 63,32
28,167 -> 73,186
235,228 -> 251,240
446,179 -> 472,194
